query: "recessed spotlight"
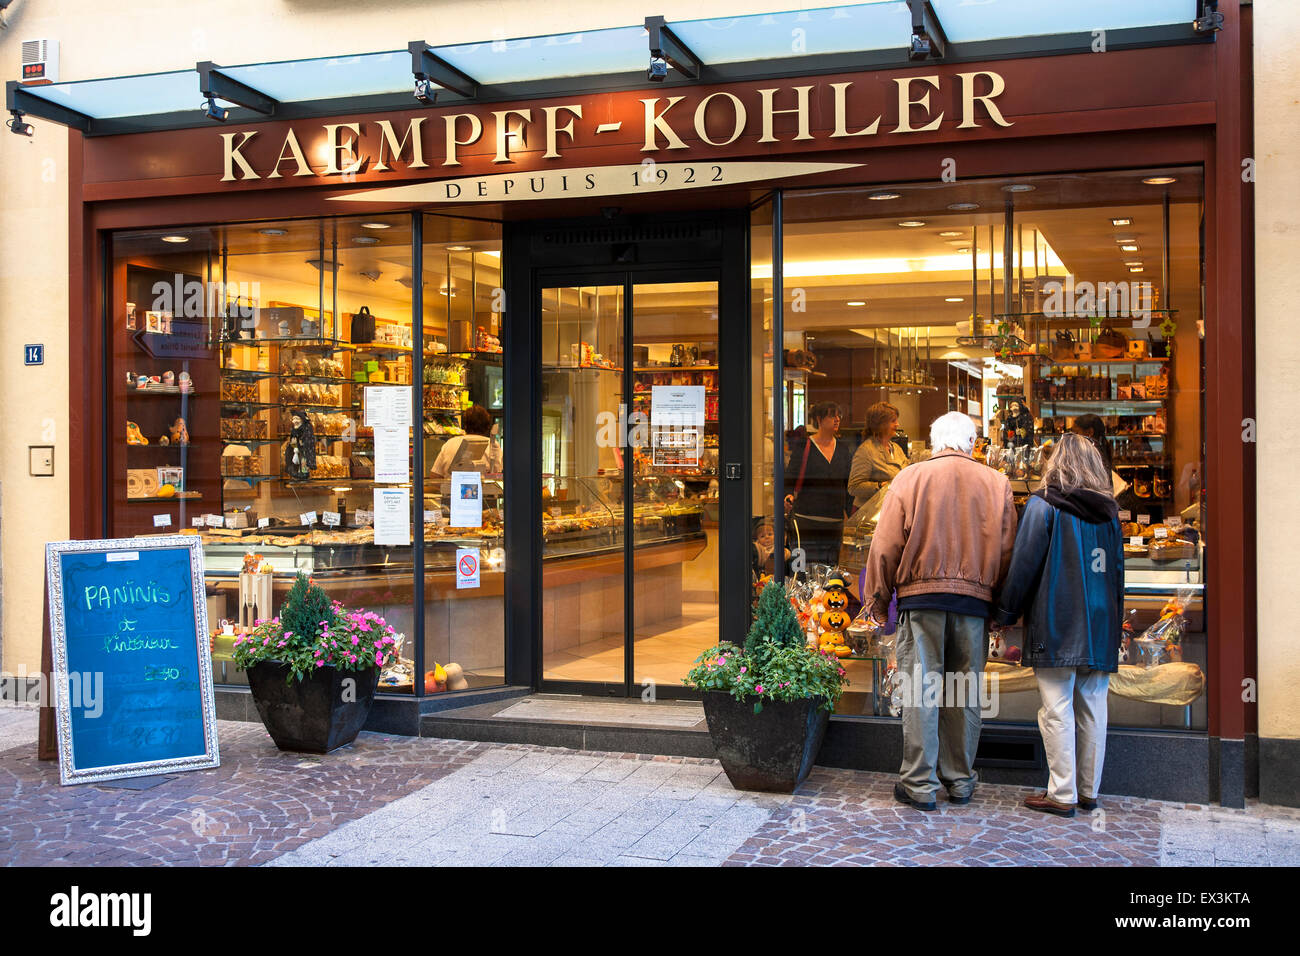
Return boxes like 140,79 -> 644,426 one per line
1142,176 -> 1177,185
1002,183 -> 1035,193
1120,244 -> 1140,253
868,191 -> 901,200
1111,218 -> 1133,227
947,202 -> 980,211
1128,266 -> 1145,273
161,235 -> 189,244
360,221 -> 392,230
353,236 -> 380,244
939,231 -> 966,239
446,245 -> 472,252
258,228 -> 287,237
898,220 -> 926,228
956,247 -> 970,254
1114,236 -> 1137,244
945,297 -> 965,303
846,300 -> 867,307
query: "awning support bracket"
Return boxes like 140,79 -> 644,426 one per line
409,41 -> 479,100
5,79 -> 92,132
907,0 -> 948,60
645,16 -> 702,81
196,62 -> 278,115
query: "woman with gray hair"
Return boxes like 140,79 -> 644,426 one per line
994,433 -> 1124,818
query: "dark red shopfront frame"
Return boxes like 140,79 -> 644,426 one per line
64,27 -> 1255,801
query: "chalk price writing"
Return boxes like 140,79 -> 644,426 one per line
633,165 -> 724,188
144,665 -> 186,681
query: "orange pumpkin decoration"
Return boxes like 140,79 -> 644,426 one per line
820,609 -> 850,633
824,590 -> 849,612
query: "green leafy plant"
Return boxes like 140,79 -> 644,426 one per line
232,572 -> 398,682
685,580 -> 847,713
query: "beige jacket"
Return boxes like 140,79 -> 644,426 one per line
848,438 -> 908,508
863,449 -> 1018,614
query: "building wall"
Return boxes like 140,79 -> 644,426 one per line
1254,0 -> 1300,745
0,0 -> 802,674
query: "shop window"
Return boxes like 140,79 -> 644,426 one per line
777,169 -> 1206,730
109,212 -> 505,695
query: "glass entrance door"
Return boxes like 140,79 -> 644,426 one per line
539,274 -> 721,695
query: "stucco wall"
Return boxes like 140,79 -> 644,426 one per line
1254,0 -> 1299,741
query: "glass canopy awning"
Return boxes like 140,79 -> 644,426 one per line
6,1 -> 1213,137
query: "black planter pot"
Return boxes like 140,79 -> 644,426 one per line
246,661 -> 379,754
702,692 -> 829,793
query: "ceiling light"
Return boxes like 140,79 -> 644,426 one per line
258,228 -> 287,237
846,301 -> 866,307
1128,266 -> 1145,273
648,55 -> 668,82
1125,260 -> 1143,267
1114,236 -> 1137,244
1120,244 -> 1140,253
1142,176 -> 1177,185
868,191 -> 901,201
938,231 -> 964,238
353,236 -> 380,244
360,222 -> 392,230
1002,183 -> 1035,193
956,247 -> 970,254
161,235 -> 189,244
6,110 -> 34,137
1111,218 -> 1133,227
945,297 -> 964,303
948,202 -> 979,211
446,245 -> 471,252
898,220 -> 926,228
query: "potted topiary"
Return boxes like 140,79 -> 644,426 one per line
233,572 -> 398,753
684,580 -> 848,792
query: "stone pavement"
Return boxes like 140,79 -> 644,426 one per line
2,706 -> 1297,866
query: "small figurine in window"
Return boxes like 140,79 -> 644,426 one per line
169,416 -> 189,446
283,407 -> 316,479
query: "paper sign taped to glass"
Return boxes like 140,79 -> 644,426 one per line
652,427 -> 701,467
650,385 -> 704,466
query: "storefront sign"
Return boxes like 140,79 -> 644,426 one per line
44,536 -> 219,785
650,385 -> 705,467
456,549 -> 480,590
372,487 -> 410,546
219,72 -> 1013,183
332,160 -> 860,204
449,472 -> 483,528
373,425 -> 410,483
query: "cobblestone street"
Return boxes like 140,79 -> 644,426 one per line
2,708 -> 1297,867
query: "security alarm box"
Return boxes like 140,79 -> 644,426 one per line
20,39 -> 59,84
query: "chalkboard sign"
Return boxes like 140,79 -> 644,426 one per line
45,536 -> 219,785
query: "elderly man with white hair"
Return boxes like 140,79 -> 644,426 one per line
864,412 -> 1018,811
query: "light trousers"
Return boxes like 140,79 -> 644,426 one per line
1035,665 -> 1111,804
896,609 -> 987,800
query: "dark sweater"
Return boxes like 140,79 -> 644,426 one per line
787,437 -> 853,521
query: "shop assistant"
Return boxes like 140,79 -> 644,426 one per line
783,402 -> 853,567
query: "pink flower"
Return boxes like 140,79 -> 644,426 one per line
315,660 -> 324,668
376,653 -> 385,666
351,636 -> 360,646
739,666 -> 747,674
755,685 -> 764,694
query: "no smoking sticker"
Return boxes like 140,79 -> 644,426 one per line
456,548 -> 480,589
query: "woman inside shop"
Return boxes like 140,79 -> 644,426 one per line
783,401 -> 853,568
994,433 -> 1124,818
431,405 -> 503,486
1070,414 -> 1157,519
848,401 -> 909,509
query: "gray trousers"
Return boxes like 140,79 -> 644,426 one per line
896,609 -> 987,800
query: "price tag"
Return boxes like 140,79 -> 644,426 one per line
1137,514 -> 1151,525
204,514 -> 225,528
153,514 -> 172,528
257,517 -> 271,529
423,509 -> 442,524
1129,536 -> 1145,547
322,511 -> 341,527
1154,527 -> 1168,539
354,509 -> 374,525
192,517 -> 205,528
1166,516 -> 1182,528
550,506 -> 562,518
1118,509 -> 1131,521
300,511 -> 318,526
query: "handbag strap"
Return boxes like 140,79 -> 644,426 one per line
792,438 -> 813,500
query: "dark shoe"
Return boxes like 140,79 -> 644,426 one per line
1079,796 -> 1101,812
1023,792 -> 1076,817
894,782 -> 937,812
947,791 -> 973,806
